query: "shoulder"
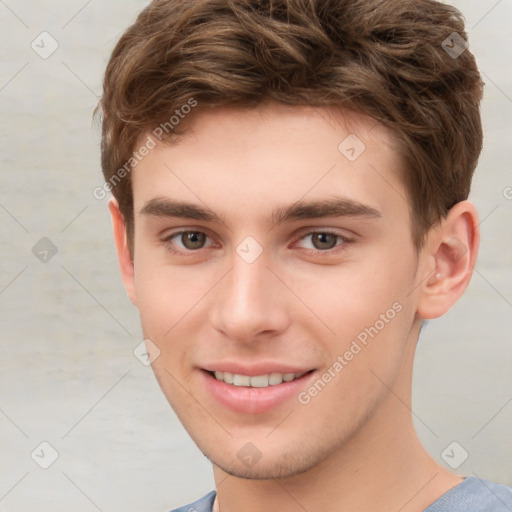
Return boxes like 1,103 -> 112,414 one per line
424,476 -> 512,511
169,490 -> 216,512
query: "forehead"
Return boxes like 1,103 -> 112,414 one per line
131,103 -> 407,224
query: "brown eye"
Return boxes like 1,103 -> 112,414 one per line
296,231 -> 351,255
310,232 -> 339,250
180,231 -> 207,250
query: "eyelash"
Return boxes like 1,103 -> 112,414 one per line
161,230 -> 352,257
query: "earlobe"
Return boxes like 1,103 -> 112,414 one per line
417,200 -> 479,320
108,198 -> 138,306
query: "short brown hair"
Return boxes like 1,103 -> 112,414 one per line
95,0 -> 484,249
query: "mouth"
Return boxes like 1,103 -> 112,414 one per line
208,370 -> 313,388
200,367 -> 316,414
208,370 -> 311,388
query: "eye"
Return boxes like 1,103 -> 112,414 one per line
163,230 -> 213,254
297,231 -> 349,252
161,229 -> 350,256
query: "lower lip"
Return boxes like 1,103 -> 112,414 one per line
200,370 -> 315,414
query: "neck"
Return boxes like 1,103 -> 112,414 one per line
212,338 -> 462,512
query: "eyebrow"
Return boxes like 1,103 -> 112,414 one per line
139,196 -> 381,226
271,197 -> 381,225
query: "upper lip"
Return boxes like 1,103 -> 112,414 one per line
201,361 -> 315,376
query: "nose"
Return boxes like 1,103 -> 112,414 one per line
208,251 -> 291,343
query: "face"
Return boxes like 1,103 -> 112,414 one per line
126,103 -> 426,479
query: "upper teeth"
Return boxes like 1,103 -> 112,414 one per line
214,371 -> 304,388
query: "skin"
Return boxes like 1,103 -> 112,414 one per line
109,102 -> 479,512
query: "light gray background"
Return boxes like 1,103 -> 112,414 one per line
0,1 -> 511,511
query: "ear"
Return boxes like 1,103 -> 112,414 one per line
108,198 -> 138,306
416,200 -> 479,320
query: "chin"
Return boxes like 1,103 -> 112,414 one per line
203,438 -> 338,481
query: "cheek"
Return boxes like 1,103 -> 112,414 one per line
133,261 -> 185,342
340,260 -> 416,374
299,249 -> 417,389
305,257 -> 413,337
298,267 -> 415,420
133,258 -> 217,364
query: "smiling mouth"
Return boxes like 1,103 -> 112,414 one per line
207,370 -> 314,388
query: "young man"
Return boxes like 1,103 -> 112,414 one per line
95,0 -> 512,510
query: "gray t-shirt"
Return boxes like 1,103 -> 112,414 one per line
169,477 -> 512,512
